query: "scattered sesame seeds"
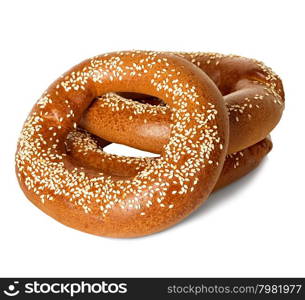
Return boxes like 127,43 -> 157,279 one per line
17,51 -> 283,229
16,51 -> 225,220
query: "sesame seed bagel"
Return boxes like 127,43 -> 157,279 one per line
15,51 -> 229,238
80,52 -> 284,154
66,129 -> 273,191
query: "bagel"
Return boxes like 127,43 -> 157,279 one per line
80,52 -> 284,154
15,51 -> 229,238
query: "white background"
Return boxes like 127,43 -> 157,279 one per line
0,0 -> 304,277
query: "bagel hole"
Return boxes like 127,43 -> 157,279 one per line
103,143 -> 159,158
116,92 -> 165,106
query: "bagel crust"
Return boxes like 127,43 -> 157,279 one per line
15,51 -> 229,237
80,53 -> 284,154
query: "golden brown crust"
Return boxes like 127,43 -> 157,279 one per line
15,51 -> 229,238
213,136 -> 272,190
80,52 -> 284,154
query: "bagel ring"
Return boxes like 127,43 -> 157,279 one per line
80,52 -> 284,154
16,51 -> 229,238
